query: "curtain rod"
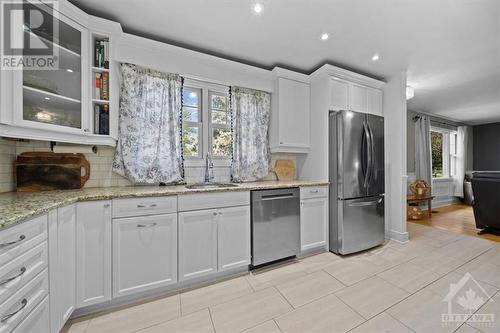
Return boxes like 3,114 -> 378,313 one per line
412,115 -> 458,128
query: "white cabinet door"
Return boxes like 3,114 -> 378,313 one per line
76,201 -> 111,307
330,78 -> 349,111
178,209 -> 218,281
349,84 -> 368,113
57,205 -> 76,324
367,87 -> 383,116
300,198 -> 328,251
218,206 -> 250,272
113,214 -> 177,297
276,77 -> 310,151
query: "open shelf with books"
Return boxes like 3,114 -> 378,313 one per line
91,33 -> 111,136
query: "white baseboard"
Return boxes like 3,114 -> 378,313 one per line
390,229 -> 409,243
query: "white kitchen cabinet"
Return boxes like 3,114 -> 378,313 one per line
330,78 -> 383,116
217,206 -> 250,272
270,68 -> 310,153
48,205 -> 76,332
0,2 -> 120,146
113,213 -> 177,297
76,201 -> 111,307
300,187 -> 328,252
178,209 -> 218,281
329,78 -> 349,111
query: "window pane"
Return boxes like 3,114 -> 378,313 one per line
211,111 -> 229,125
211,94 -> 227,110
182,89 -> 199,107
212,128 -> 231,157
431,131 -> 443,178
182,107 -> 199,122
450,133 -> 457,155
182,126 -> 199,157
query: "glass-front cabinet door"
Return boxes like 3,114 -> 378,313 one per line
13,2 -> 88,134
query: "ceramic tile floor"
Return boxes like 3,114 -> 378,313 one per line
64,223 -> 500,333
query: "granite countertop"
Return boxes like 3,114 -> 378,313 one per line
0,180 -> 328,230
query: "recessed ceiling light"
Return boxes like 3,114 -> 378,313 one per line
253,3 -> 263,14
371,53 -> 380,62
320,33 -> 329,41
44,97 -> 50,100
66,68 -> 73,73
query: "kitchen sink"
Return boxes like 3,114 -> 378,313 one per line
185,182 -> 239,189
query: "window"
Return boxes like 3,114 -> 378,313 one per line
431,127 -> 457,179
181,79 -> 231,163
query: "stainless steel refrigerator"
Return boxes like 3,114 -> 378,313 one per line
329,110 -> 385,254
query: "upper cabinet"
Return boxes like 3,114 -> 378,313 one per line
270,68 -> 310,153
330,78 -> 383,116
0,1 -> 121,146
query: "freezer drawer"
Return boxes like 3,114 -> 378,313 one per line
337,195 -> 385,254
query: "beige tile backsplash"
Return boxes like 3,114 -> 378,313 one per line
0,137 -> 296,193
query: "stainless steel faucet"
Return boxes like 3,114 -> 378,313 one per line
204,153 -> 214,183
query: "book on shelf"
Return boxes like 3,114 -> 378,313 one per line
94,72 -> 101,99
94,39 -> 109,69
101,72 -> 109,100
94,72 -> 109,100
94,104 -> 109,135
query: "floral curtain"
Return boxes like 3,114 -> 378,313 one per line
113,63 -> 184,184
231,86 -> 271,182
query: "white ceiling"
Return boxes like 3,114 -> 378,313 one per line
70,0 -> 500,125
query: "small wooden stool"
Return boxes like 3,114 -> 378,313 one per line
407,194 -> 436,218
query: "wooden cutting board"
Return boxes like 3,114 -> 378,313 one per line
16,152 -> 90,192
274,159 -> 296,181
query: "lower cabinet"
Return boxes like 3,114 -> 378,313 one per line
48,205 -> 76,333
300,194 -> 328,252
112,213 -> 177,297
218,206 -> 251,272
178,205 -> 250,282
76,201 -> 112,307
178,209 -> 218,281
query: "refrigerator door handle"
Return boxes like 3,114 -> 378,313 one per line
363,122 -> 372,189
367,122 -> 375,187
348,197 -> 383,207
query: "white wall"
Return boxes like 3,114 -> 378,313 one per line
384,72 -> 408,243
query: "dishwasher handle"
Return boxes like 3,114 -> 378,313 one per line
261,194 -> 296,201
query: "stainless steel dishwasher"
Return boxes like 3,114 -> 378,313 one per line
251,188 -> 300,267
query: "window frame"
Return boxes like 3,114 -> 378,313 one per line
182,78 -> 231,167
181,87 -> 202,159
430,126 -> 457,180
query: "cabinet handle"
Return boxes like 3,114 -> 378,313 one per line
310,190 -> 319,193
0,235 -> 26,248
213,212 -> 218,216
137,223 -> 157,228
1,298 -> 27,322
137,204 -> 157,208
0,267 -> 26,286
218,212 -> 223,215
104,203 -> 110,208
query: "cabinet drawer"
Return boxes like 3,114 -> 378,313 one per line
11,296 -> 49,333
0,215 -> 47,267
178,191 -> 250,212
112,196 -> 177,218
0,269 -> 48,333
0,243 -> 47,305
300,186 -> 328,199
